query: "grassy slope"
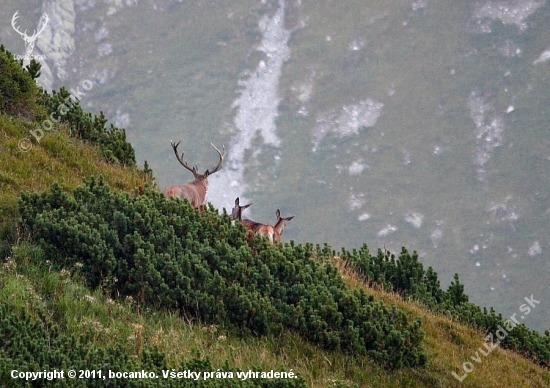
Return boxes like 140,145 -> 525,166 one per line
0,112 -> 148,250
1,113 -> 549,387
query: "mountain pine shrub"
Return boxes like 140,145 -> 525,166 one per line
0,44 -> 134,166
19,177 -> 427,369
0,45 -> 45,121
40,88 -> 135,166
343,244 -> 550,368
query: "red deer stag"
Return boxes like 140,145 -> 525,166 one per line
231,198 -> 294,244
164,141 -> 226,208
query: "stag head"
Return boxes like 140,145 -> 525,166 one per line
12,11 -> 49,55
170,141 -> 226,181
165,141 -> 226,207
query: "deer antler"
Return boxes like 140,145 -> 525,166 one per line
11,12 -> 49,40
11,11 -> 28,38
206,143 -> 226,175
33,13 -> 49,39
170,141 -> 198,175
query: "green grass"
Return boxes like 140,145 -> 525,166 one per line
1,108 -> 549,387
0,111 -> 150,254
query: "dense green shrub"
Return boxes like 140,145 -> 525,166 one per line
0,43 -> 135,166
40,88 -> 135,166
343,245 -> 550,368
0,45 -> 44,120
19,178 -> 427,369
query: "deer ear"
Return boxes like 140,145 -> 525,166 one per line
235,197 -> 240,205
287,216 -> 295,221
276,209 -> 280,218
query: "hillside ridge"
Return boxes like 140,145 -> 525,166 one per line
1,43 -> 549,388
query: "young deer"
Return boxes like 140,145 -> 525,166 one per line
231,198 -> 294,244
164,141 -> 226,208
272,209 -> 294,243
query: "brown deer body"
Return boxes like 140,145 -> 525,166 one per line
164,141 -> 225,208
272,209 -> 294,242
231,198 -> 294,244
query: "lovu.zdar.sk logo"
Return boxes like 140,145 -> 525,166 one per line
11,10 -> 49,60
